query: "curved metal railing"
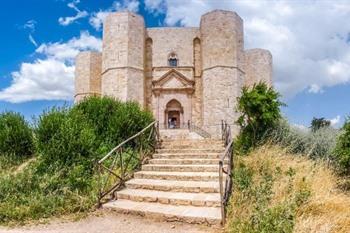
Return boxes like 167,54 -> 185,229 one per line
219,120 -> 234,225
188,120 -> 211,138
96,121 -> 160,207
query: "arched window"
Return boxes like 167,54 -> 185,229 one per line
168,52 -> 178,67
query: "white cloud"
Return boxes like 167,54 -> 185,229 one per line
292,123 -> 309,132
144,0 -> 350,99
329,115 -> 341,127
28,34 -> 38,47
89,0 -> 140,30
23,20 -> 36,31
36,31 -> 101,62
0,31 -> 102,103
58,0 -> 88,26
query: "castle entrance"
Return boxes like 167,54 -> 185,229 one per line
165,99 -> 183,129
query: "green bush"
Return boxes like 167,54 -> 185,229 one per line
0,97 -> 155,224
334,118 -> 350,175
268,119 -> 339,160
236,83 -> 285,153
0,112 -> 34,158
36,109 -> 97,177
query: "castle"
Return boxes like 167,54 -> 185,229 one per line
74,10 -> 272,138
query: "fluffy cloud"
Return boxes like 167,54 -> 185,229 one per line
329,115 -> 341,127
58,0 -> 88,26
0,32 -> 102,103
89,0 -> 140,30
36,31 -> 101,62
144,0 -> 350,99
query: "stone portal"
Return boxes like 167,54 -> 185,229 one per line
165,99 -> 183,129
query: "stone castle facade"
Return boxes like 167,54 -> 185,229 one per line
74,10 -> 272,138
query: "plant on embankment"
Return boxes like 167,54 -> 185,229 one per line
0,111 -> 34,170
0,96 -> 154,225
226,146 -> 350,233
235,82 -> 285,153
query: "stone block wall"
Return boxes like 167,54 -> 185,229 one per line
101,12 -> 145,105
200,10 -> 244,138
74,51 -> 102,103
244,49 -> 273,88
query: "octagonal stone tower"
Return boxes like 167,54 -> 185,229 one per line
200,10 -> 245,136
101,12 -> 145,105
74,10 -> 273,138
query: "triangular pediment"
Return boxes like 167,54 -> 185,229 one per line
153,69 -> 194,89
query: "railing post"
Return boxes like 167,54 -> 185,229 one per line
219,161 -> 225,225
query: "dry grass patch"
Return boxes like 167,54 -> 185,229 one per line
226,145 -> 350,233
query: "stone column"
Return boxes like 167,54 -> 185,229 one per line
200,10 -> 245,138
74,51 -> 102,103
101,11 -> 145,106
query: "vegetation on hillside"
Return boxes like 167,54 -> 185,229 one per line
226,146 -> 350,233
229,83 -> 350,233
0,112 -> 34,171
235,83 -> 285,153
0,96 -> 154,225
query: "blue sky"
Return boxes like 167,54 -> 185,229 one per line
0,0 -> 349,128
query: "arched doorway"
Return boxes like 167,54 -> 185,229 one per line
165,99 -> 183,129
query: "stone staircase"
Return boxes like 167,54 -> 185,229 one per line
104,130 -> 225,225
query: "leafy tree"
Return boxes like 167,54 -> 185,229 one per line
310,117 -> 330,132
0,112 -> 34,158
236,82 -> 285,153
334,117 -> 350,175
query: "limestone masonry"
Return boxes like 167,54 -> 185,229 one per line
74,10 -> 272,138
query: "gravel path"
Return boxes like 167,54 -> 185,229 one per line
0,211 -> 220,233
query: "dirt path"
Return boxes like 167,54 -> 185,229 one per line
0,211 -> 221,233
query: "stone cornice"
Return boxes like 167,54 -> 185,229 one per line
202,65 -> 245,74
101,66 -> 144,75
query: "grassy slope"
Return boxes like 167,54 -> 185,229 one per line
226,146 -> 350,233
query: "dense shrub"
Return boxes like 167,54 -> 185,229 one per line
334,118 -> 350,175
0,112 -> 34,158
268,119 -> 339,161
311,117 -> 331,132
72,96 -> 154,149
236,83 -> 285,153
0,97 -> 154,224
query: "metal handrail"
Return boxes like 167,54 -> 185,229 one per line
219,120 -> 234,225
188,120 -> 211,138
97,121 -> 160,207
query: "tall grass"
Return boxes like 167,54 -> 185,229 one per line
265,119 -> 339,162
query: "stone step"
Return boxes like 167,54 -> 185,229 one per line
126,179 -> 220,193
153,153 -> 221,159
149,158 -> 227,165
104,199 -> 221,225
117,188 -> 221,207
156,148 -> 224,153
134,171 -> 223,181
161,144 -> 223,149
142,164 -> 221,172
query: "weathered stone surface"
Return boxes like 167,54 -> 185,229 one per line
75,51 -> 102,103
74,9 -> 273,138
244,49 -> 273,88
103,130 -> 227,225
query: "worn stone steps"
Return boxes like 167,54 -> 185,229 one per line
134,171 -> 224,181
142,164 -> 222,172
104,199 -> 221,225
156,148 -> 224,153
117,188 -> 221,207
104,130 -> 226,226
149,158 -> 227,165
153,153 -> 221,159
126,179 -> 221,193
